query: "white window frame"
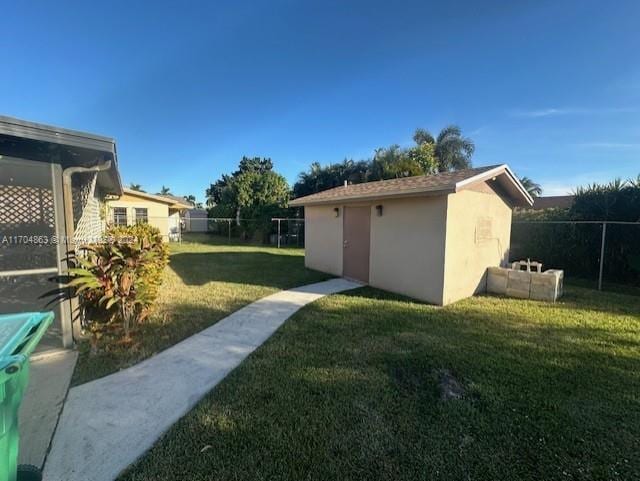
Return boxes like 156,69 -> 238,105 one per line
134,207 -> 148,224
112,207 -> 128,226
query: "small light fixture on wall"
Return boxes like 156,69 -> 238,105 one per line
333,207 -> 340,217
375,204 -> 383,217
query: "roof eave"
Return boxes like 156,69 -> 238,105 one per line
122,189 -> 175,205
121,188 -> 192,209
169,203 -> 192,210
0,115 -> 115,152
0,115 -> 123,196
105,145 -> 123,196
499,165 -> 534,206
454,164 -> 534,207
290,187 -> 456,206
290,164 -> 534,208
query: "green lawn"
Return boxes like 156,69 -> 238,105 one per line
120,285 -> 640,481
71,234 -> 330,385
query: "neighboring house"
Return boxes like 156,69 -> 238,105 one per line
531,195 -> 574,210
290,164 -> 533,306
106,189 -> 192,241
0,115 -> 122,349
158,194 -> 195,232
184,208 -> 209,232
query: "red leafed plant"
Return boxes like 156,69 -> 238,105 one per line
67,224 -> 168,352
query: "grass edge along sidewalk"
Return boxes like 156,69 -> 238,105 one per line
72,235 -> 331,385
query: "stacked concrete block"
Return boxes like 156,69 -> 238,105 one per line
511,260 -> 542,273
529,269 -> 563,302
506,270 -> 532,299
487,266 -> 508,294
486,266 -> 564,302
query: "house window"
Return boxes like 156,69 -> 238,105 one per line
113,207 -> 127,226
134,208 -> 148,224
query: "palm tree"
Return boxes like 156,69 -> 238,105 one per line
413,125 -> 475,172
129,183 -> 144,192
158,185 -> 171,195
520,177 -> 542,198
183,195 -> 203,208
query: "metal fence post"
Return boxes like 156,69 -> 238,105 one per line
277,219 -> 281,248
227,219 -> 231,244
598,222 -> 607,291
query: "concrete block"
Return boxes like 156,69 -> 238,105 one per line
530,272 -> 555,287
529,270 -> 564,301
485,267 -> 564,302
506,270 -> 531,298
511,260 -> 542,272
487,267 -> 508,294
529,284 -> 556,301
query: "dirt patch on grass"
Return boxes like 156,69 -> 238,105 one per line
437,369 -> 465,401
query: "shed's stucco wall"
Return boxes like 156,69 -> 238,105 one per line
302,183 -> 513,306
442,187 -> 512,305
107,193 -> 170,239
304,205 -> 343,276
369,196 -> 448,304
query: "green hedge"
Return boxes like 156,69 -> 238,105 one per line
512,179 -> 640,286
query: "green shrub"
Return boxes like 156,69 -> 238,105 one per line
107,223 -> 169,302
68,224 -> 169,350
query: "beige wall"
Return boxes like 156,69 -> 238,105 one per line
369,196 -> 448,304
107,193 -> 170,239
304,205 -> 343,276
303,184 -> 513,306
442,186 -> 512,305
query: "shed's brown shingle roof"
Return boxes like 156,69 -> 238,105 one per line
290,164 -> 533,206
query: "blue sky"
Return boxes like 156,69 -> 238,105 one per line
2,0 -> 639,201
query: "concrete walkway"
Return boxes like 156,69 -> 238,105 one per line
19,349 -> 78,468
43,278 -> 360,481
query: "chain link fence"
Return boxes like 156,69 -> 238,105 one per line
116,215 -> 640,291
182,217 -> 305,247
511,221 -> 640,291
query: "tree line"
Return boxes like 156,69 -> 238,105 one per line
293,126 -> 475,198
130,124 -> 545,242
195,125 -> 482,240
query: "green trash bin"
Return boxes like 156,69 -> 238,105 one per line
0,312 -> 54,481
